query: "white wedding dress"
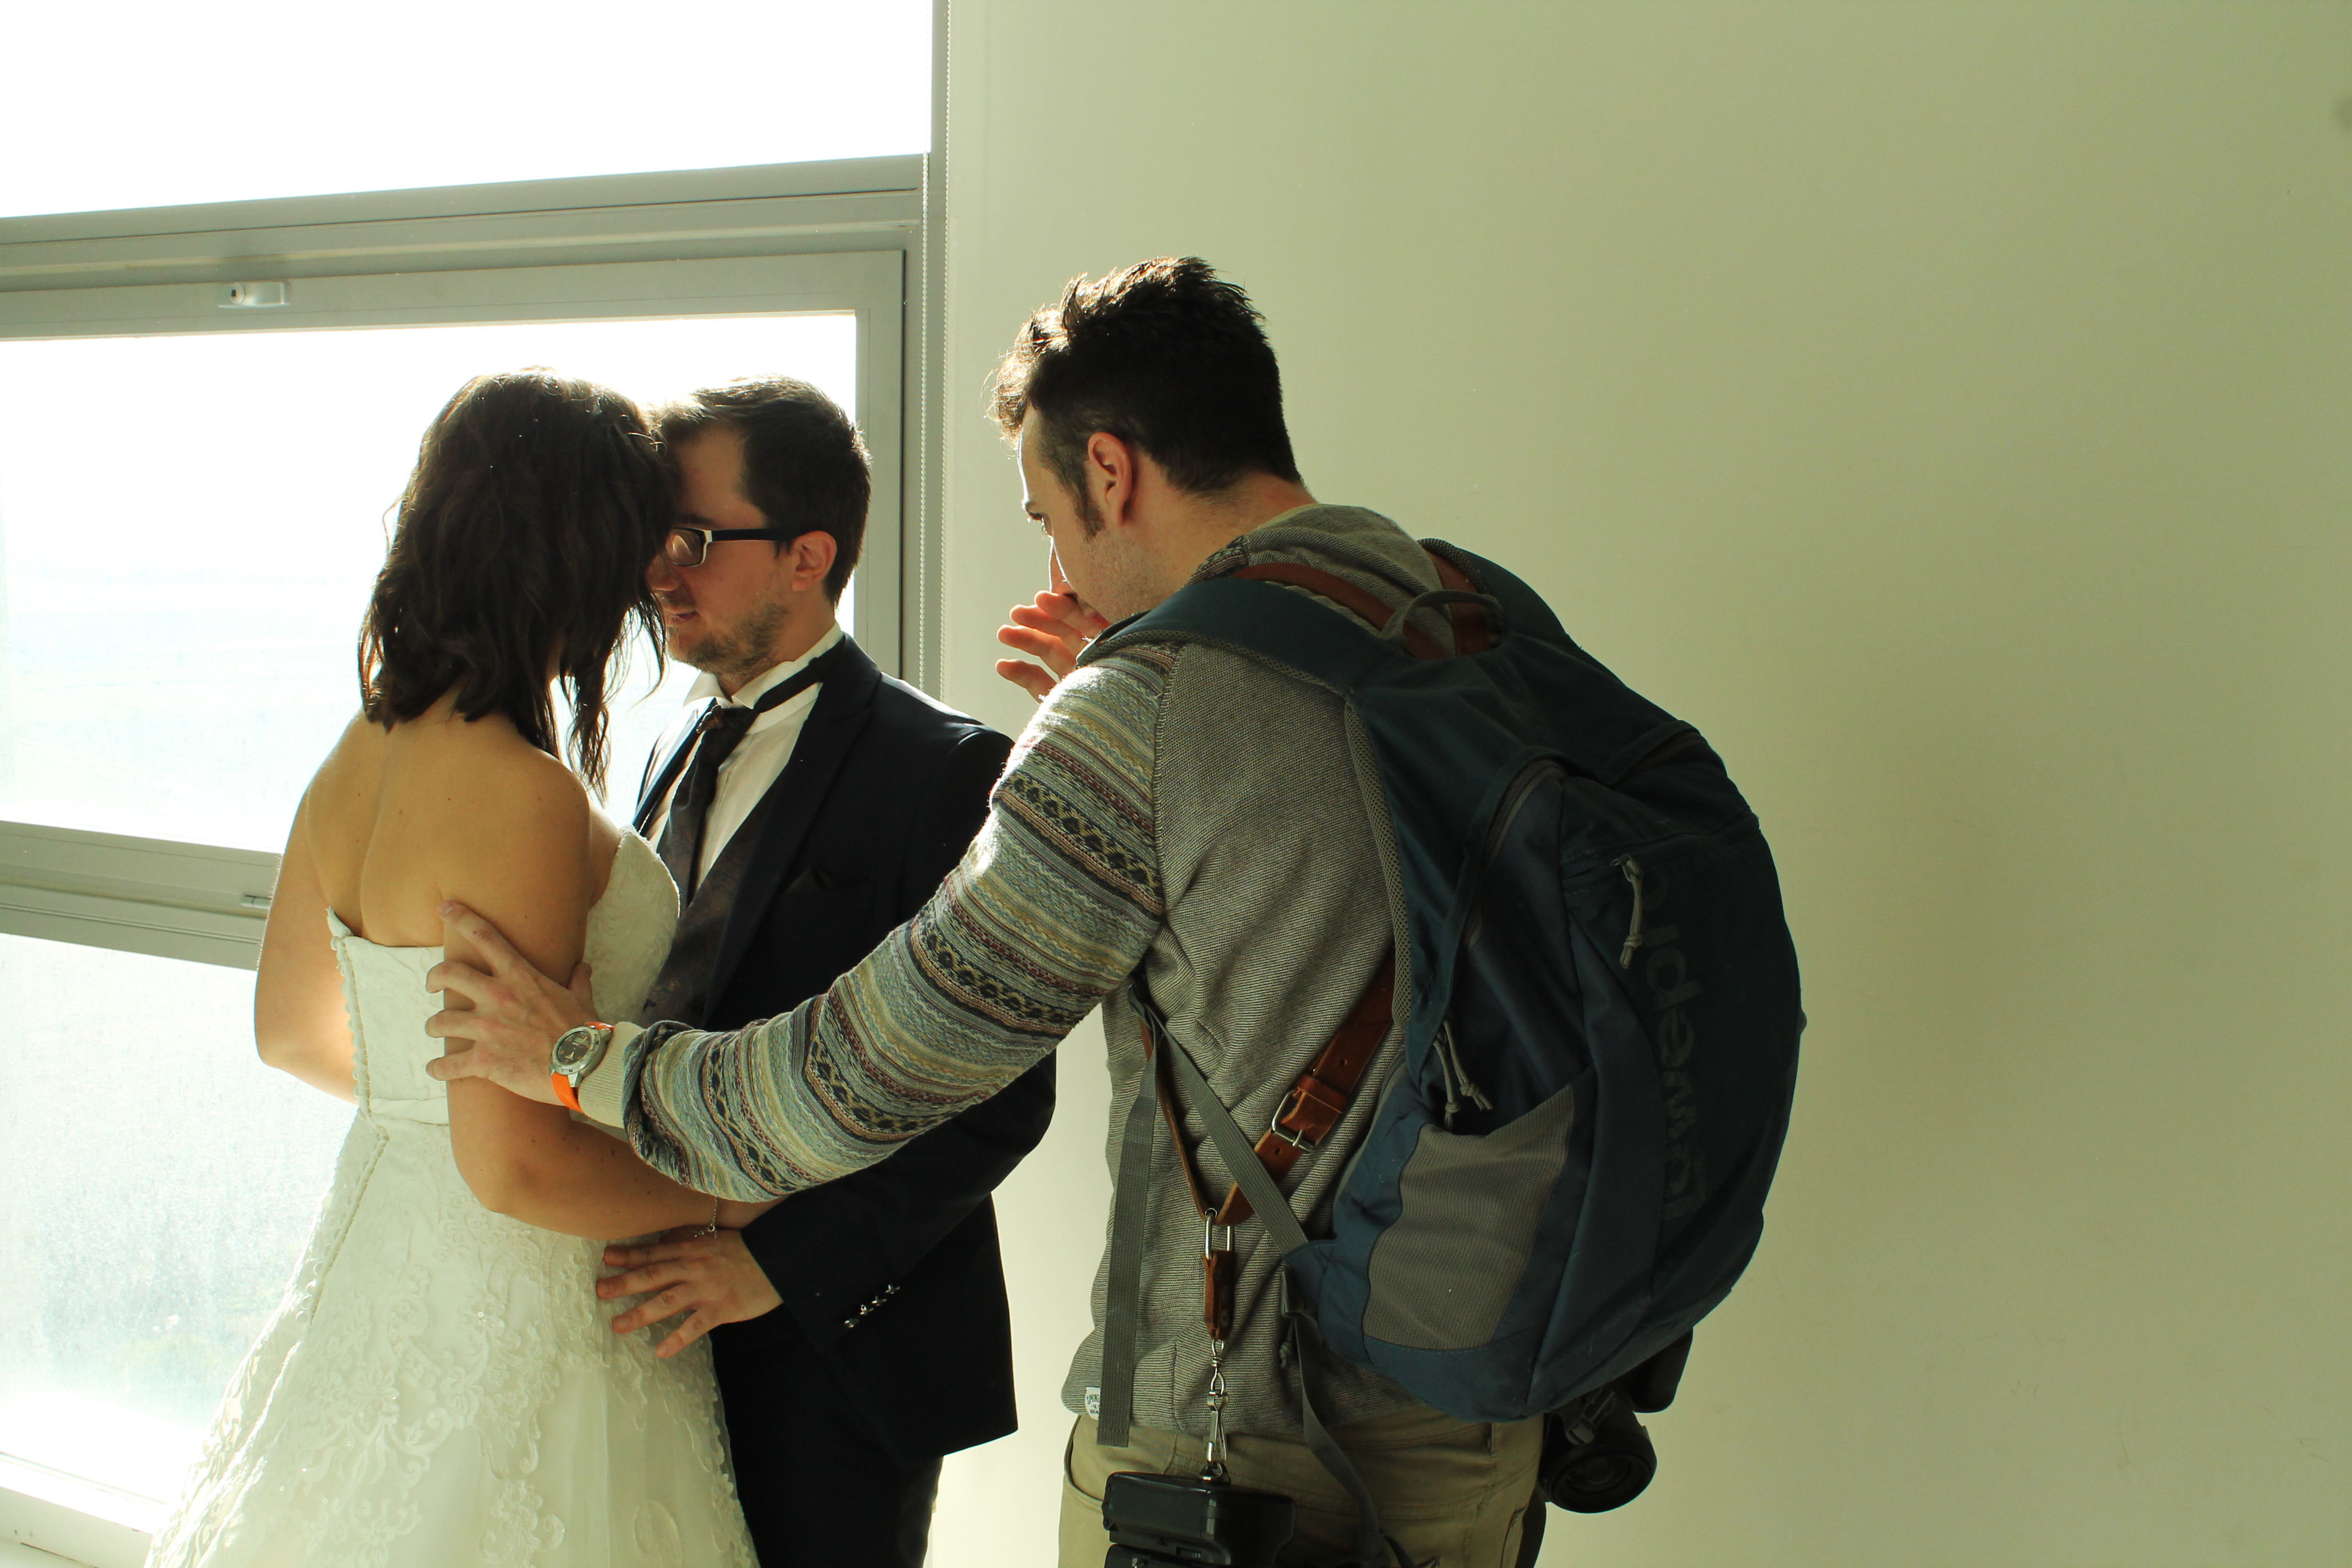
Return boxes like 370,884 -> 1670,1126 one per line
145,831 -> 757,1568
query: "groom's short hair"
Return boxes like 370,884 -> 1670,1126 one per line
657,378 -> 869,603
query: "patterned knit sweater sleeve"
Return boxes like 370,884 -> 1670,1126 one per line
616,651 -> 1169,1200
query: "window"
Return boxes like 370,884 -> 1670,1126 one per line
2,2 -> 929,218
0,231 -> 913,957
0,308 -> 862,851
0,20 -> 942,1539
0,936 -> 353,1506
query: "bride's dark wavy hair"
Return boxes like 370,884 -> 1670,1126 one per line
358,368 -> 669,791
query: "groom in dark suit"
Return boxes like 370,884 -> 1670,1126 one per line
594,378 -> 1052,1566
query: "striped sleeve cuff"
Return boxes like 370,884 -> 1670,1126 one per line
576,1022 -> 644,1129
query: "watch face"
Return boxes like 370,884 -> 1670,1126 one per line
552,1028 -> 595,1071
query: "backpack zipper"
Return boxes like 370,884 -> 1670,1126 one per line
1466,759 -> 1565,950
1614,855 -> 1647,968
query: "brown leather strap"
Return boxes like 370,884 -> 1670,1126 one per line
1137,949 -> 1398,1233
1202,1249 -> 1236,1340
1140,1020 -> 1235,1336
1148,1031 -> 1211,1217
1210,951 -> 1397,1229
1234,552 -> 1490,660
1232,562 -> 1447,660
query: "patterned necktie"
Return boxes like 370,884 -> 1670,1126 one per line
654,656 -> 829,903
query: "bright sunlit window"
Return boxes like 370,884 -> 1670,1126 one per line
3,0 -> 929,218
0,934 -> 354,1506
0,314 -> 859,851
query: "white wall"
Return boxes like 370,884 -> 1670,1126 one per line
928,4 -> 2352,1564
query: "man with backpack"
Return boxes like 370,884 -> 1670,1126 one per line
427,255 -> 1801,1566
969,258 -> 1548,1562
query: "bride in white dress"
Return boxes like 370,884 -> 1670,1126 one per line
144,370 -> 763,1568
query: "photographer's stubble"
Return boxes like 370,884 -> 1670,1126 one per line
651,426 -> 837,695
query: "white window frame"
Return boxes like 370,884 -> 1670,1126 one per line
0,157 -> 928,966
0,146 -> 944,1565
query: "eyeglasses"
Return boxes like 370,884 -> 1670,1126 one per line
662,526 -> 792,568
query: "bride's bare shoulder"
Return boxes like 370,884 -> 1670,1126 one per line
302,714 -> 390,923
348,709 -> 595,948
307,711 -> 386,805
398,714 -> 588,850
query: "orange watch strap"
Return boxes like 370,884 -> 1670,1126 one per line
551,1070 -> 583,1113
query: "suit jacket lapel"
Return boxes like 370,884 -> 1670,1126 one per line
702,637 -> 882,1009
634,706 -> 709,837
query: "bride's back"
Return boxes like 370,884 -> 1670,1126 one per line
304,699 -> 614,951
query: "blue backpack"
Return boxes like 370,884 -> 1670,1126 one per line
1085,541 -> 1803,1555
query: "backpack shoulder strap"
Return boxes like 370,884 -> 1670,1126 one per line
1231,549 -> 1494,661
1232,562 -> 1447,660
1425,550 -> 1493,655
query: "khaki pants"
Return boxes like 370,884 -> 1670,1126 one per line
1059,1406 -> 1542,1568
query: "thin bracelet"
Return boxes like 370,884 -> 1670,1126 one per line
679,1196 -> 720,1241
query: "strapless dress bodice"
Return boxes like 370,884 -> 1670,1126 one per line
327,830 -> 679,1126
144,824 -> 753,1568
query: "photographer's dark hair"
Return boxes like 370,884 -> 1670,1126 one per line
657,377 -> 870,602
989,256 -> 1299,529
358,368 -> 669,792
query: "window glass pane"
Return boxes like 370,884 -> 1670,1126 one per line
0,314 -> 859,850
3,1 -> 928,219
0,934 -> 353,1502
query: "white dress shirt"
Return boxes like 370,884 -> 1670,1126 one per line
643,624 -> 844,886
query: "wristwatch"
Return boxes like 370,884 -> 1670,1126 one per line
549,1022 -> 616,1113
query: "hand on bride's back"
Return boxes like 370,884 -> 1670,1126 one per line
423,902 -> 598,1101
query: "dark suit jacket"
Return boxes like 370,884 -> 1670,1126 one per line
635,635 -> 1053,1468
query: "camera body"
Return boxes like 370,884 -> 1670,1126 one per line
1101,1470 -> 1297,1567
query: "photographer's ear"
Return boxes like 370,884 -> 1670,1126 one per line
785,529 -> 837,595
1084,431 -> 1139,528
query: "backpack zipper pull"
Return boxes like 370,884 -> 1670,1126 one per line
1457,1050 -> 1495,1114
1615,855 -> 1647,968
1436,1020 -> 1463,1129
1434,1021 -> 1493,1129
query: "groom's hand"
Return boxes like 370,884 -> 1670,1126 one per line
423,901 -> 598,1103
600,1229 -> 783,1358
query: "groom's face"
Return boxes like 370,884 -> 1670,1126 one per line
651,428 -> 799,692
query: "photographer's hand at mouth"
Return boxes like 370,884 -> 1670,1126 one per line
996,559 -> 1107,701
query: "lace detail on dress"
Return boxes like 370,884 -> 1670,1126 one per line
145,832 -> 752,1568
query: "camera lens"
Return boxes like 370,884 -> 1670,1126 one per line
1539,1393 -> 1659,1514
1559,1451 -> 1643,1494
